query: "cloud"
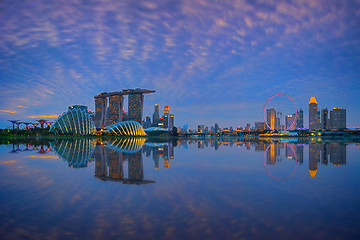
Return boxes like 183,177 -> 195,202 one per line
0,110 -> 16,113
29,115 -> 58,119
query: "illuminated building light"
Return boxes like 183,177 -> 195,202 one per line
49,108 -> 96,135
104,121 -> 146,136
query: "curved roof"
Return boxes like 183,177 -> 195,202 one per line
144,127 -> 168,132
49,108 -> 96,135
105,121 -> 146,136
106,138 -> 146,153
309,96 -> 317,105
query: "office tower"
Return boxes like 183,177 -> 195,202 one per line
246,123 -> 251,131
330,108 -> 346,129
198,125 -> 204,133
145,115 -> 152,128
107,95 -> 124,126
128,93 -> 144,124
321,108 -> 328,130
164,105 -> 169,117
95,97 -> 107,129
169,114 -> 174,130
215,123 -> 219,133
153,104 -> 159,126
296,109 -> 303,129
285,114 -> 296,130
255,122 -> 265,131
266,108 -> 277,130
163,115 -> 169,129
309,96 -> 319,130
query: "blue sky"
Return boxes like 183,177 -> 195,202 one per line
1,0 -> 360,129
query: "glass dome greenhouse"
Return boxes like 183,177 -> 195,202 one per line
104,121 -> 146,136
49,108 -> 96,135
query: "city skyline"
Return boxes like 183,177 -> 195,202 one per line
1,0 -> 360,129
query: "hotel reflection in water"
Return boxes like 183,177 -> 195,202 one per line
13,138 -> 350,181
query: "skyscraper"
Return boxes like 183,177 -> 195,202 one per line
214,123 -> 219,133
330,108 -> 346,129
309,96 -> 319,130
153,104 -> 159,126
198,125 -> 204,133
321,108 -> 328,130
128,93 -> 144,124
296,109 -> 303,129
266,108 -> 277,130
145,115 -> 152,128
164,105 -> 169,117
285,114 -> 296,130
95,97 -> 107,129
169,114 -> 174,130
107,95 -> 124,126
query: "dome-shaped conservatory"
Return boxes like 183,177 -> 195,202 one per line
104,121 -> 146,136
50,108 -> 96,135
50,139 -> 96,168
106,138 -> 146,153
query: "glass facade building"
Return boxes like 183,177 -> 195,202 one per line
107,95 -> 124,126
50,108 -> 96,135
128,94 -> 144,124
105,120 -> 146,136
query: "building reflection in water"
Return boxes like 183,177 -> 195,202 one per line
94,138 -> 154,184
51,138 -> 154,184
264,142 -> 297,180
142,141 -> 175,169
45,137 -> 351,181
308,142 -> 346,177
51,139 -> 96,168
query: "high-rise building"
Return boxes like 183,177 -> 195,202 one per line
145,115 -> 152,128
164,105 -> 169,117
266,108 -> 277,130
296,109 -> 303,129
255,122 -> 265,131
94,89 -> 155,129
153,104 -> 159,126
214,123 -> 219,133
321,108 -> 328,130
246,123 -> 251,131
169,114 -> 174,130
330,108 -> 346,129
128,93 -> 144,124
107,95 -> 124,126
285,114 -> 296,130
198,125 -> 204,133
95,97 -> 107,129
309,96 -> 319,130
163,116 -> 169,129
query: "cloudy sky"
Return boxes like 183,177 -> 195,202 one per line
1,0 -> 360,129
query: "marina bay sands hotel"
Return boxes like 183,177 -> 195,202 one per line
94,88 -> 155,129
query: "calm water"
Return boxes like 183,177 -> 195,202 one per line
1,137 -> 360,240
